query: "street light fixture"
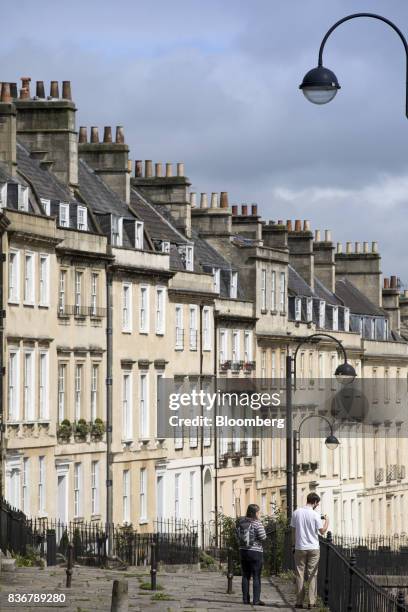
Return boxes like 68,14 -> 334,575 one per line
286,333 -> 356,519
299,13 -> 408,117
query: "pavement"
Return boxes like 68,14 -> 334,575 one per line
0,565 -> 299,611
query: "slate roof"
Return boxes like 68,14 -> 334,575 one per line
335,278 -> 385,316
16,142 -> 72,203
78,159 -> 132,218
130,189 -> 186,244
288,265 -> 314,298
314,277 -> 343,306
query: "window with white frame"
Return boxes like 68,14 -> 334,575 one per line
175,304 -> 184,349
90,273 -> 98,315
271,351 -> 276,384
59,203 -> 70,228
232,330 -> 240,362
111,216 -> 123,246
156,373 -> 163,439
24,253 -> 35,304
123,470 -> 130,523
230,271 -> 237,298
261,269 -> 266,310
279,272 -> 286,312
8,250 -> 20,303
295,297 -> 302,321
244,331 -> 252,362
161,241 -> 170,253
74,271 -> 82,314
184,245 -> 194,271
139,468 -> 147,521
122,283 -> 132,332
58,364 -> 66,422
38,456 -> 46,514
40,198 -> 50,215
213,268 -> 220,294
91,364 -> 99,421
203,307 -> 211,350
174,473 -> 180,519
219,329 -> 228,364
24,351 -> 34,421
74,462 -> 82,517
189,382 -> 198,448
74,364 -> 83,421
135,221 -> 144,249
318,353 -> 325,380
39,255 -> 49,306
344,308 -> 350,332
319,301 -> 326,328
139,373 -> 149,439
173,381 -> 183,449
139,286 -> 149,333
332,306 -> 339,331
307,298 -> 313,322
271,271 -> 276,311
18,185 -> 29,211
261,350 -> 266,381
58,270 -> 66,314
0,182 -> 8,207
39,351 -> 49,420
122,372 -> 132,441
155,287 -> 166,335
189,305 -> 197,350
77,206 -> 88,231
202,381 -> 212,446
22,457 -> 30,515
189,471 -> 195,519
91,461 -> 99,515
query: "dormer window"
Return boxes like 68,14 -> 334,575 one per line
111,215 -> 123,246
40,198 -> 51,216
77,206 -> 88,231
59,203 -> 70,228
161,241 -> 170,254
230,271 -> 238,299
0,183 -> 7,208
307,298 -> 313,322
332,306 -> 338,331
213,268 -> 220,294
178,245 -> 194,271
18,185 -> 29,212
295,298 -> 302,321
344,308 -> 350,332
135,221 -> 144,249
319,300 -> 325,328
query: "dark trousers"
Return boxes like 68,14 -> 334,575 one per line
240,549 -> 263,603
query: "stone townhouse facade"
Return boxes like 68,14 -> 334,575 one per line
0,77 -> 407,539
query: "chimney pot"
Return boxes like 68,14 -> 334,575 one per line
9,83 -> 17,99
62,81 -> 72,100
78,127 -> 87,143
50,80 -> 59,98
20,77 -> 31,97
294,219 -> 302,232
315,230 -> 321,242
155,162 -> 163,177
384,277 -> 390,289
251,203 -> 258,216
35,81 -> 45,98
210,193 -> 218,208
346,241 -> 352,254
372,241 -> 378,253
390,275 -> 397,289
127,160 -> 132,172
355,242 -> 361,254
325,229 -> 332,242
363,241 -> 369,253
115,126 -> 125,144
200,193 -> 208,208
165,163 -> 172,177
1,82 -> 11,103
337,242 -> 342,254
145,160 -> 153,177
90,126 -> 99,143
103,126 -> 112,143
220,192 -> 229,208
286,220 -> 293,232
177,162 -> 184,177
303,220 -> 311,231
135,160 -> 143,177
404,290 -> 408,298
232,205 -> 238,215
277,219 -> 283,225
241,204 -> 248,216
190,192 -> 197,208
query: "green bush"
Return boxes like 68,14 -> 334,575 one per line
90,418 -> 105,439
74,419 -> 90,439
57,419 -> 72,440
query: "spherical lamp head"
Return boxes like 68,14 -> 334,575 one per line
300,65 -> 340,105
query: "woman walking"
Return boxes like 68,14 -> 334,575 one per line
236,503 -> 267,605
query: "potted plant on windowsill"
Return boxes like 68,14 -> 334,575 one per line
74,419 -> 90,441
57,419 -> 72,442
90,418 -> 105,440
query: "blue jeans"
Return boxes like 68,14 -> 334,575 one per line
240,549 -> 263,603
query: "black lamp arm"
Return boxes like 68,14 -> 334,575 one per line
292,332 -> 348,380
317,12 -> 408,117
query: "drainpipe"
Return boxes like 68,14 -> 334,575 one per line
0,213 -> 10,497
106,268 -> 113,535
199,303 -> 204,547
213,311 -> 218,546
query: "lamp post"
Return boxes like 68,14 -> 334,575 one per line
299,13 -> 408,117
293,414 -> 339,511
285,333 -> 356,520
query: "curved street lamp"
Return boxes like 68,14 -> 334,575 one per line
286,333 -> 356,519
293,414 -> 340,510
299,13 -> 408,117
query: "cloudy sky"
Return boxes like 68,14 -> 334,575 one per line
3,0 -> 408,282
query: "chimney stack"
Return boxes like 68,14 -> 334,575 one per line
36,81 -> 45,99
288,219 -> 315,289
78,126 -> 87,143
336,239 -> 382,307
0,83 -> 17,176
220,192 -> 229,208
135,160 -> 143,177
103,126 -> 112,143
62,81 -> 72,100
49,80 -> 59,98
90,126 -> 99,143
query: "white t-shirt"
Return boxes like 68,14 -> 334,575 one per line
290,506 -> 323,550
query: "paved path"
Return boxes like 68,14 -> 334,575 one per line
0,565 -> 298,611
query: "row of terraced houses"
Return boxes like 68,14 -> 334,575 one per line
1,78 -> 408,540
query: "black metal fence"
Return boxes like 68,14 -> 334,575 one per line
331,534 -> 408,576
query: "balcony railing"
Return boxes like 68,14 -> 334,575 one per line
374,468 -> 384,484
58,305 -> 106,318
219,360 -> 231,371
231,360 -> 243,372
243,361 -> 256,372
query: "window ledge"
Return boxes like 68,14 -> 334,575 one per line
38,304 -> 50,309
23,302 -> 35,308
8,300 -> 20,305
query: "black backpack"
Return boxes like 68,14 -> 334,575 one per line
236,518 -> 255,548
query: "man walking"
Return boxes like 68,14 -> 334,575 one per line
237,503 -> 267,605
290,492 -> 329,609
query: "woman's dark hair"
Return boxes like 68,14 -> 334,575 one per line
246,504 -> 260,519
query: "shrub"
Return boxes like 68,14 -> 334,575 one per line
74,419 -> 90,439
90,418 -> 105,439
57,419 -> 72,440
